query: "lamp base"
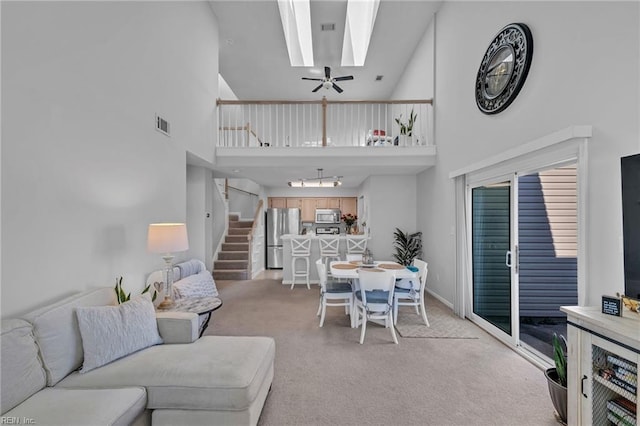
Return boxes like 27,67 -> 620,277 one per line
157,296 -> 174,309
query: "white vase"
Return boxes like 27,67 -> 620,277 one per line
399,134 -> 414,146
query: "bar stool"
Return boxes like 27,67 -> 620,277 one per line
346,235 -> 367,256
318,236 -> 341,277
290,236 -> 312,290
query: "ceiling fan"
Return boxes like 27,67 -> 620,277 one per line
302,66 -> 354,93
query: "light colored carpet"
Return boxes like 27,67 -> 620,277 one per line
395,297 -> 480,339
206,278 -> 559,426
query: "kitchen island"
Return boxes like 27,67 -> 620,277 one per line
280,234 -> 370,286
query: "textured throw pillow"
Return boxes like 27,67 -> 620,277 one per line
75,293 -> 162,373
172,271 -> 219,299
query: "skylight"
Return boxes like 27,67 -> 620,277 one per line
341,0 -> 380,67
277,0 -> 314,67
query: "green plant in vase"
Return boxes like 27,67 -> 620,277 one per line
544,332 -> 568,423
114,276 -> 157,304
395,109 -> 417,138
341,213 -> 357,234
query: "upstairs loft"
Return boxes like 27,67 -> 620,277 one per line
214,98 -> 436,183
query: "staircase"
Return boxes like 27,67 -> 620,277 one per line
212,214 -> 253,281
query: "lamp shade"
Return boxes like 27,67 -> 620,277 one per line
147,223 -> 189,254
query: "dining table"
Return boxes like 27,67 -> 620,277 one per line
330,260 -> 419,328
329,260 -> 419,280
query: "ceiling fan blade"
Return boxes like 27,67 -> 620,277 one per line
334,75 -> 354,81
332,83 -> 343,93
302,77 -> 323,81
312,84 -> 323,92
324,66 -> 331,80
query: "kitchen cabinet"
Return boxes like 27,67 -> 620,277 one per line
562,306 -> 639,426
269,198 -> 286,208
286,198 -> 300,209
267,197 -> 358,223
316,198 -> 341,209
300,198 -> 317,222
340,198 -> 357,218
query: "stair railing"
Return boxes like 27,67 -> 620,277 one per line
247,199 -> 264,279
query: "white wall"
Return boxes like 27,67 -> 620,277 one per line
361,175 -> 417,261
393,1 -> 640,305
187,165 -> 215,270
227,178 -> 260,219
1,1 -> 219,317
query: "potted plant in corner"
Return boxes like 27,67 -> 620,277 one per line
392,228 -> 422,266
545,333 -> 568,423
394,109 -> 417,146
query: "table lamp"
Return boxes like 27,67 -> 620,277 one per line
147,223 -> 189,308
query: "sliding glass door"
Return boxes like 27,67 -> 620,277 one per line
468,164 -> 578,359
471,179 -> 516,340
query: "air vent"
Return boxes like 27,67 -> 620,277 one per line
375,75 -> 383,81
155,114 -> 170,136
321,23 -> 335,31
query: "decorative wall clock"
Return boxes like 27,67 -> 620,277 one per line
475,23 -> 533,114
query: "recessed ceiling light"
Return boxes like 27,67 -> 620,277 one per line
232,169 -> 241,173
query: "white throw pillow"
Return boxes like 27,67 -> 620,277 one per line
172,271 -> 219,299
75,293 -> 162,373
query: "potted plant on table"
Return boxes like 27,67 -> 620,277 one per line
545,333 -> 568,424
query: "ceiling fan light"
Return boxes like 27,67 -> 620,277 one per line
322,81 -> 333,90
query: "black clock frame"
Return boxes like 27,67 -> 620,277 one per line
475,23 -> 533,115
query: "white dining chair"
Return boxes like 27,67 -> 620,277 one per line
315,259 -> 354,327
394,258 -> 429,326
290,236 -> 312,289
355,268 -> 398,344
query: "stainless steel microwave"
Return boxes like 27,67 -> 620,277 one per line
315,209 -> 341,224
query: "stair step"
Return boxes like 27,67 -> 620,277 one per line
222,242 -> 249,252
229,220 -> 253,229
213,269 -> 248,281
228,214 -> 240,222
226,235 -> 249,243
214,260 -> 248,270
228,228 -> 251,235
218,251 -> 249,260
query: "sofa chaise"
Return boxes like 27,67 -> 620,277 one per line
0,287 -> 275,425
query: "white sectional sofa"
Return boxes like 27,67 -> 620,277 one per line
0,287 -> 275,425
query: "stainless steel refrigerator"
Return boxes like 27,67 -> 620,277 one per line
265,208 -> 301,269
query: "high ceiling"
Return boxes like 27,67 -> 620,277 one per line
208,0 -> 442,187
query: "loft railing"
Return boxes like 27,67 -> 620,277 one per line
217,97 -> 433,148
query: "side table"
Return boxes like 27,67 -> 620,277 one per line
157,296 -> 223,337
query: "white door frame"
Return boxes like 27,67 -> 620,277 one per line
452,127 -> 591,361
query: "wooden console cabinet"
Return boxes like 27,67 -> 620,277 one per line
561,306 -> 639,425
